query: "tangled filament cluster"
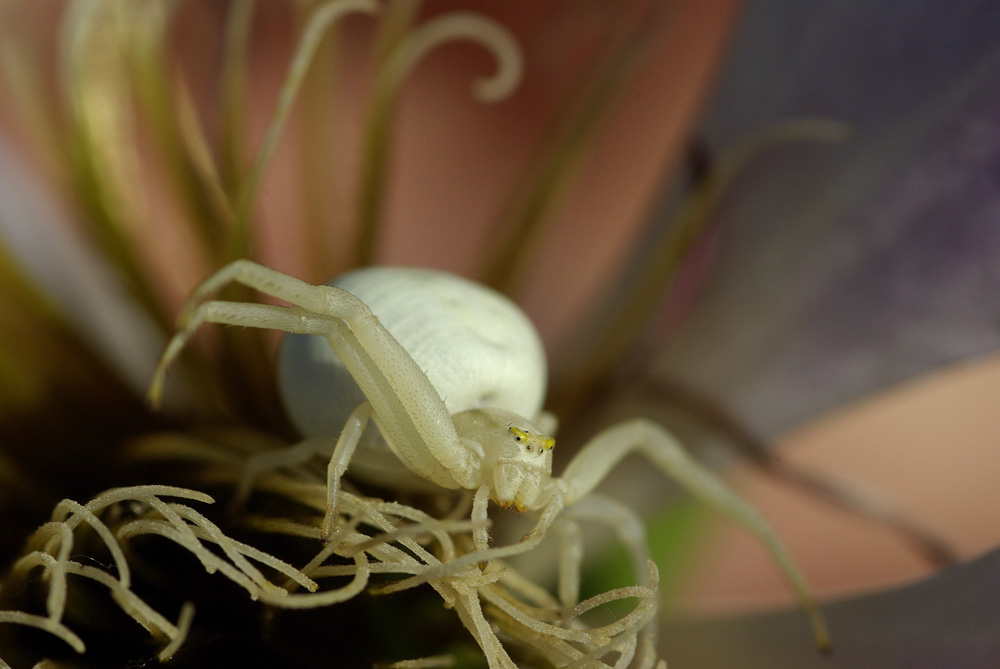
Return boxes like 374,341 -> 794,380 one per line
0,432 -> 665,668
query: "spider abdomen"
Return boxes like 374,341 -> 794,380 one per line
277,267 -> 547,444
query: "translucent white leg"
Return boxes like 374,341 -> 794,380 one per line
552,517 -> 582,608
472,485 -> 491,553
560,418 -> 830,652
564,494 -> 651,589
178,259 -> 338,321
321,402 -> 372,539
149,302 -> 338,403
563,494 -> 658,669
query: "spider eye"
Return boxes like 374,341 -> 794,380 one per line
508,426 -> 556,453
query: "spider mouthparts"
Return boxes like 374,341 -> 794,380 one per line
495,499 -> 527,513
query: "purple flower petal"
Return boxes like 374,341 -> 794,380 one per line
654,1 -> 1000,435
0,139 -> 164,392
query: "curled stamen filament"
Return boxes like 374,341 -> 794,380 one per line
379,12 -> 523,103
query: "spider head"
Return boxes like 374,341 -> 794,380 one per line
453,408 -> 554,512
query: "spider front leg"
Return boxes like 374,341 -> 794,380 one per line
148,301 -> 339,405
149,260 -> 345,403
559,419 -> 831,653
176,259 -> 335,326
149,260 -> 473,484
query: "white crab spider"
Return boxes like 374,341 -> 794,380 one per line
274,266 -> 554,497
148,260 -> 829,651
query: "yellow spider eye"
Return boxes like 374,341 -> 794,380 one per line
508,427 -> 555,452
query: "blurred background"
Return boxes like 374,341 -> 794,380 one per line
1,0 -> 999,667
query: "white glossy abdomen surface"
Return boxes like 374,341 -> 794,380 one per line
277,267 -> 548,487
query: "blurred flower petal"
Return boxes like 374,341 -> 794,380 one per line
653,1 -> 1000,435
662,544 -> 1000,667
0,139 -> 164,392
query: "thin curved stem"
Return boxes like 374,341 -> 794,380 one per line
356,12 -> 523,264
58,0 -> 173,330
227,0 -> 379,261
218,0 -> 257,195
